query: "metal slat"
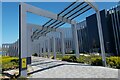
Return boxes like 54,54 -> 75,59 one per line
33,20 -> 57,38
55,23 -> 65,29
37,22 -> 65,38
58,2 -> 77,16
43,19 -> 53,27
40,21 -> 63,34
66,4 -> 89,19
32,19 -> 53,37
46,20 -> 58,28
42,1 -> 76,27
52,7 -> 92,31
51,21 -> 63,28
33,2 -> 77,39
71,7 -> 92,20
33,2 -> 92,40
62,2 -> 84,17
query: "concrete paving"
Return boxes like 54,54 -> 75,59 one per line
28,56 -> 118,78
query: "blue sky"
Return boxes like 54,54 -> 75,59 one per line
1,2 -> 118,46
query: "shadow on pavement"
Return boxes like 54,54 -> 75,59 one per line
31,61 -> 62,66
28,61 -> 90,75
28,64 -> 64,75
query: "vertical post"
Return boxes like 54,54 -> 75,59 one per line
39,43 -> 40,56
47,38 -> 50,58
13,44 -> 14,56
36,41 -> 39,55
27,27 -> 32,65
9,45 -> 11,56
33,42 -> 35,54
43,39 -> 45,57
72,24 -> 79,58
39,43 -> 40,57
43,37 -> 46,57
2,45 -> 3,56
14,44 -> 15,56
60,32 -> 65,57
11,45 -> 12,56
40,43 -> 42,57
13,44 -> 15,56
10,45 -> 12,56
96,11 -> 106,67
19,3 -> 27,77
53,37 -> 56,59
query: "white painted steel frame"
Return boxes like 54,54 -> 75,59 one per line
27,23 -> 65,60
85,1 -> 106,66
19,1 -> 106,77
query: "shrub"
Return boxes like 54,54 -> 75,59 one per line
77,55 -> 87,63
32,53 -> 38,56
109,61 -> 114,67
51,56 -> 54,59
91,57 -> 102,66
11,59 -> 19,63
69,56 -> 77,62
62,55 -> 77,62
91,56 -> 120,69
107,56 -> 120,69
62,56 -> 70,61
62,55 -> 120,69
2,56 -> 19,71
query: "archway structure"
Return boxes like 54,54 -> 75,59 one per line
19,0 -> 106,77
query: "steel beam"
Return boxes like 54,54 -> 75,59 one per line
84,0 -> 98,12
21,3 -> 76,24
27,23 -> 56,40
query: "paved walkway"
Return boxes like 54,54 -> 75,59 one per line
28,56 -> 118,78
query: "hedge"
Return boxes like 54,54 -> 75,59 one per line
2,56 -> 19,71
62,55 -> 77,62
62,56 -> 70,61
62,55 -> 120,69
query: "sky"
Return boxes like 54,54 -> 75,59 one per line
1,2 -> 118,46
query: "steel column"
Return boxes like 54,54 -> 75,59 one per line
43,37 -> 46,57
47,38 -> 50,58
96,11 -> 106,67
53,37 -> 56,59
19,3 -> 27,77
72,24 -> 79,58
60,32 -> 65,57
